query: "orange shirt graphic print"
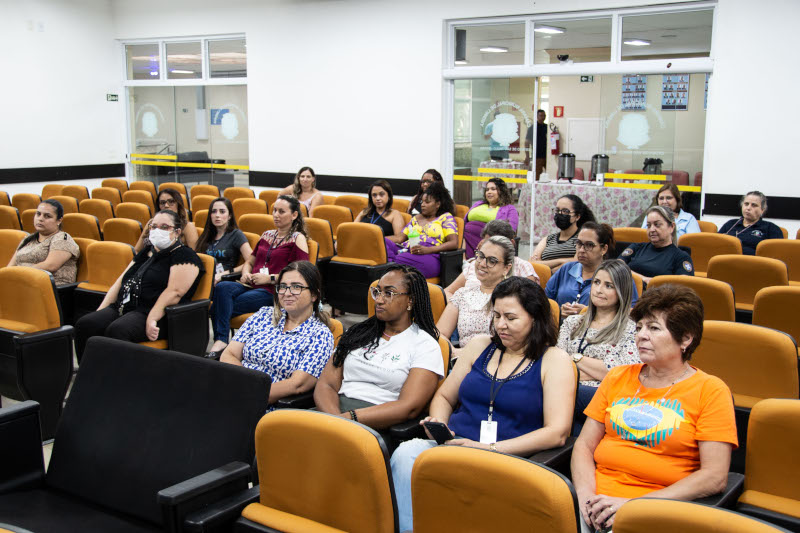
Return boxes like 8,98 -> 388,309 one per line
607,398 -> 685,448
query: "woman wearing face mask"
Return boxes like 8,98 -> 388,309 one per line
531,194 -> 596,272
280,166 -> 323,214
437,236 -> 514,349
408,169 -> 444,215
134,188 -> 199,253
385,182 -> 458,279
718,191 -> 783,255
546,223 -> 638,319
73,209 -> 204,360
354,179 -> 405,237
207,195 -> 309,358
641,183 -> 700,239
621,206 -> 694,284
194,197 -> 252,283
462,178 -> 519,259
557,259 -> 640,434
8,199 -> 79,286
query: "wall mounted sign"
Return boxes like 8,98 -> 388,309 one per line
662,74 -> 689,111
621,74 -> 646,111
553,106 -> 564,118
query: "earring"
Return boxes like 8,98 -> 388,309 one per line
407,305 -> 412,311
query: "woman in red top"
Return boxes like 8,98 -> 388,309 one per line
208,195 -> 309,358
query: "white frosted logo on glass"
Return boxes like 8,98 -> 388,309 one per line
489,113 -> 519,145
221,112 -> 239,140
141,111 -> 158,137
617,114 -> 650,149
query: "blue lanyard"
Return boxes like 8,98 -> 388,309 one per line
369,210 -> 386,224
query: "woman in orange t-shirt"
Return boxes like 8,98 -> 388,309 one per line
571,284 -> 737,532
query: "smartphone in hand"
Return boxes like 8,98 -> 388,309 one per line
423,421 -> 454,445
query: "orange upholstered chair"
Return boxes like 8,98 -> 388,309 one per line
258,189 -> 280,206
304,218 -> 335,259
61,185 -> 90,202
648,275 -> 736,321
20,209 -> 36,233
190,184 -> 220,200
678,233 -> 742,277
0,206 -> 22,230
41,184 -> 64,200
697,220 -> 718,233
190,195 -> 216,214
238,214 -> 275,236
158,182 -> 187,195
91,187 -> 122,207
707,255 -> 788,313
115,202 -> 152,228
49,195 -> 79,214
79,199 -> 114,227
223,187 -> 254,201
122,190 -> 156,214
129,180 -> 156,200
757,240 -> 800,286
334,195 -> 368,219
12,193 -> 41,215
101,178 -> 129,194
0,229 -> 27,265
309,205 -> 353,238
613,227 -> 649,243
61,213 -> 101,241
102,218 -> 142,247
530,262 -> 552,287
753,286 -> 800,356
233,198 -> 268,223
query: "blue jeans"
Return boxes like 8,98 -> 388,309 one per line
390,438 -> 437,532
210,281 -> 273,342
572,384 -> 598,436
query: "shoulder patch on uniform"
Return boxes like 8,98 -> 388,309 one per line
683,260 -> 693,272
621,248 -> 634,257
751,230 -> 763,238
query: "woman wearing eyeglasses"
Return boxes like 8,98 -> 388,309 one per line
530,194 -> 596,272
545,222 -> 638,320
220,261 -> 334,407
437,236 -> 514,350
73,209 -> 204,360
134,188 -> 199,253
314,264 -> 443,443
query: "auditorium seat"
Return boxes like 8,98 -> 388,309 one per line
697,220 -> 718,233
0,206 -> 23,231
21,209 -> 36,233
737,399 -> 800,531
258,189 -> 279,206
0,229 -> 27,265
679,233 -> 742,277
41,183 -> 64,200
232,198 -> 268,223
757,240 -> 800,286
79,199 -> 114,227
91,186 -> 122,207
779,227 -> 789,239
309,205 -> 352,238
12,193 -> 41,215
190,184 -> 220,200
412,446 -> 580,532
237,214 -> 275,235
193,209 -> 208,231
61,213 -> 101,241
393,198 -> 410,213
0,266 -> 74,439
122,190 -> 156,214
102,218 -> 142,247
707,255 -> 788,317
49,195 -> 79,214
305,218 -> 335,259
425,216 -> 465,288
101,178 -> 129,194
61,185 -> 90,203
116,202 -> 152,228
158,182 -> 187,195
530,262 -> 552,287
233,410 -> 397,533
649,275 -> 736,321
613,227 -> 648,243
129,180 -> 157,200
664,170 -> 689,185
0,191 -> 10,206
72,240 -> 135,322
223,187 -> 254,201
334,195 -> 368,219
753,286 -> 800,356
322,194 -> 337,205
616,499 -> 788,533
454,204 -> 469,218
548,298 -> 560,326
190,194 -> 216,214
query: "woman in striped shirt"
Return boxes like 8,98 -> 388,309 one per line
530,194 -> 596,272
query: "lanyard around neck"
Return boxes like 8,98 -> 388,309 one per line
488,349 -> 528,421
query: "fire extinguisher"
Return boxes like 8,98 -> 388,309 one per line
550,125 -> 560,156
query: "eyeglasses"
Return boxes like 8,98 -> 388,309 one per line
553,208 -> 575,216
474,250 -> 500,268
149,224 -> 175,231
421,179 -> 434,185
370,286 -> 409,303
276,283 -> 309,295
575,240 -> 598,251
159,198 -> 177,206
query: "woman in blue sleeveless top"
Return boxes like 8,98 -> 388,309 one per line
390,277 -> 576,532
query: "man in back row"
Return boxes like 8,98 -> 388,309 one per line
524,109 -> 548,180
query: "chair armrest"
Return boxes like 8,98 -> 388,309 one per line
183,486 -> 260,533
158,461 -> 253,533
439,249 -> 465,288
221,272 -> 242,282
0,401 -> 45,493
389,418 -> 426,442
273,390 -> 315,409
529,436 -> 576,469
165,300 -> 210,356
692,472 -> 744,508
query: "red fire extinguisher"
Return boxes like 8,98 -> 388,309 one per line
550,125 -> 560,156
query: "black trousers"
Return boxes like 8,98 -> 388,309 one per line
74,307 -> 167,362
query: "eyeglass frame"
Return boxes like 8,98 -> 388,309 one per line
276,283 -> 310,295
553,208 -> 576,216
370,286 -> 410,303
149,223 -> 176,232
474,250 -> 501,268
159,198 -> 178,206
575,239 -> 599,251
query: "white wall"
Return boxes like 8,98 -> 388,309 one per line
0,0 -> 126,168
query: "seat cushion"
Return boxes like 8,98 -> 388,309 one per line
740,490 -> 800,519
0,319 -> 38,333
241,503 -> 347,533
0,488 -> 157,533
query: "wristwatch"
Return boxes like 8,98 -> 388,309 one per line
572,353 -> 584,364
489,443 -> 497,452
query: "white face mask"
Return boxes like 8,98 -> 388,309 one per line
149,228 -> 175,250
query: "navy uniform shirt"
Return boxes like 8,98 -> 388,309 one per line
718,218 -> 784,255
620,242 -> 694,278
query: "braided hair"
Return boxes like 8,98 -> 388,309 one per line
332,263 -> 438,367
275,194 -> 308,238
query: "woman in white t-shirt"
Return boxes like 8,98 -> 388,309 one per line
314,264 -> 444,441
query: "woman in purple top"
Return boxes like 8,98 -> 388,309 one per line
463,178 -> 519,259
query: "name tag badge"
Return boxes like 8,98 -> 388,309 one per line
121,287 -> 131,305
479,420 -> 498,444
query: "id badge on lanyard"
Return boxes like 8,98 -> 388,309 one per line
482,350 -> 526,444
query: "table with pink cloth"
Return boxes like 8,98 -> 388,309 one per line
518,182 -> 653,243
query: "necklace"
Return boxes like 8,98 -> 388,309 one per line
631,365 -> 690,408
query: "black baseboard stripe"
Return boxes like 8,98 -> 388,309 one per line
704,194 -> 800,220
249,171 -> 421,196
0,164 -> 125,185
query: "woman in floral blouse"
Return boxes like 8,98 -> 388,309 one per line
385,182 -> 458,279
557,259 -> 640,433
221,261 -> 333,407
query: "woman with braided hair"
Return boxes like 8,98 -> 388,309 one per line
314,264 -> 444,439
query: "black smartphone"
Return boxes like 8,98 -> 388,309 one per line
423,421 -> 454,445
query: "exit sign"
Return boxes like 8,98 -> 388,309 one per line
106,94 -> 118,101
580,75 -> 594,83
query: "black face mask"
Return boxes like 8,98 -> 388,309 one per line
554,213 -> 573,230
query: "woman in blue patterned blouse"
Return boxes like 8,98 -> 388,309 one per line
220,261 -> 334,405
